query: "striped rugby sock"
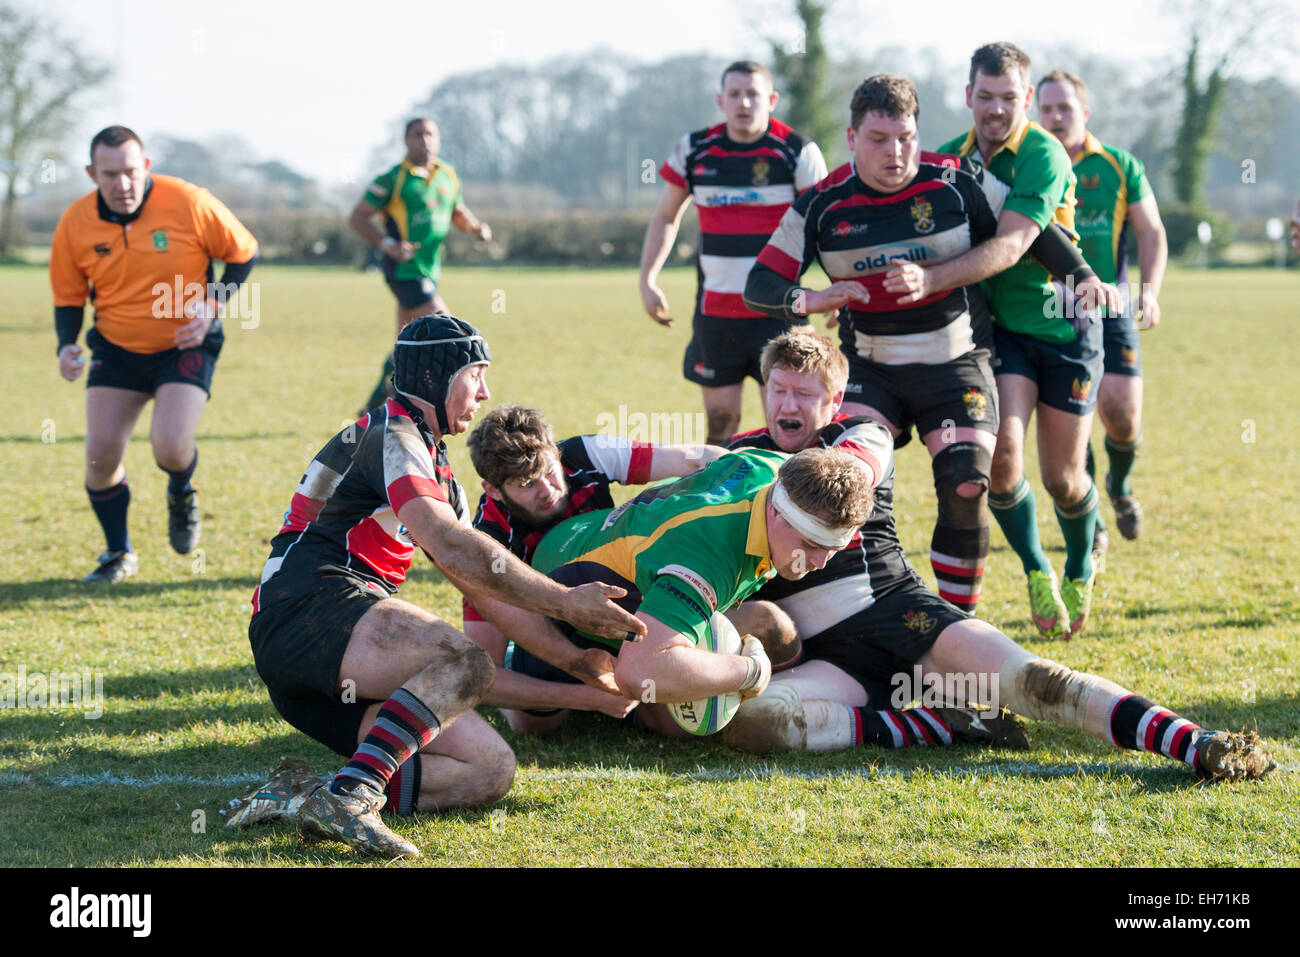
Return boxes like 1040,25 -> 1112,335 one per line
383,755 -> 422,815
931,523 -> 988,614
332,688 -> 441,796
851,706 -> 955,748
1108,694 -> 1203,767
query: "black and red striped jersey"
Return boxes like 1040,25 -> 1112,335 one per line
660,119 -> 826,320
748,155 -> 1009,365
727,415 -> 918,638
463,436 -> 653,622
252,398 -> 469,614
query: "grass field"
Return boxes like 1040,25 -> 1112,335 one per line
0,263 -> 1297,867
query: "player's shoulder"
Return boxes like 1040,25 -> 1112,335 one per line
764,118 -> 806,150
151,173 -> 208,201
1021,122 -> 1071,159
812,162 -> 856,195
688,123 -> 727,148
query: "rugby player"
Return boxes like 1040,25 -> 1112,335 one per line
745,74 -> 1107,617
1038,70 -> 1168,551
639,60 -> 827,444
348,118 -> 492,413
720,328 -> 1275,783
463,404 -> 797,736
937,43 -> 1116,637
241,315 -> 644,858
514,446 -> 878,716
51,126 -> 258,583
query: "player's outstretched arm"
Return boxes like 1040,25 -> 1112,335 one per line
398,496 -> 647,643
645,444 -> 731,480
638,182 -> 692,326
482,667 -> 637,718
452,203 -> 491,242
456,581 -> 624,694
613,613 -> 769,704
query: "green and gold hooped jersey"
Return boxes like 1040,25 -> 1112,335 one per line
938,121 -> 1080,343
364,159 -> 461,282
1071,132 -> 1152,288
531,449 -> 785,648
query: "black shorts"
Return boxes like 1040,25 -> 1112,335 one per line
248,574 -> 387,756
85,321 -> 223,397
842,348 -> 998,448
385,275 -> 439,311
684,314 -> 796,387
1101,313 -> 1142,377
799,577 -> 967,707
991,322 -> 1103,415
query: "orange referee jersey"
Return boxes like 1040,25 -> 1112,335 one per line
49,174 -> 258,354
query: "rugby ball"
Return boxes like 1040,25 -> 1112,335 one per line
668,612 -> 744,735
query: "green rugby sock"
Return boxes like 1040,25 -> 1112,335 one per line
1105,433 -> 1140,497
989,478 -> 1050,575
1056,483 -> 1100,581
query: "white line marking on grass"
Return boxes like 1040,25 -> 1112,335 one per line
1,760 -> 1205,791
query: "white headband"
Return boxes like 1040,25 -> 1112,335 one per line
770,480 -> 858,549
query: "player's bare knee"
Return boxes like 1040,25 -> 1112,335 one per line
458,640 -> 496,702
151,438 -> 194,473
476,737 -> 516,805
727,601 -> 798,666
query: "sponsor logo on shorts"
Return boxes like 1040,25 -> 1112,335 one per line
694,362 -> 716,379
903,609 -> 937,634
1071,376 -> 1092,402
752,157 -> 771,186
177,351 -> 204,380
1121,346 -> 1138,366
151,230 -> 169,251
910,196 -> 935,234
962,387 -> 988,422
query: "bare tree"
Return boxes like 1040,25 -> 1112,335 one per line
0,3 -> 109,257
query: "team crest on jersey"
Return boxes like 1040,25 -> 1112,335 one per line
962,387 -> 988,421
1078,174 -> 1101,190
903,609 -> 936,634
752,158 -> 771,186
1071,377 -> 1092,401
151,231 -> 169,250
910,196 -> 935,234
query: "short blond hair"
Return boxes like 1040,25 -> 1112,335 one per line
760,326 -> 848,394
778,448 -> 874,529
467,405 -> 558,489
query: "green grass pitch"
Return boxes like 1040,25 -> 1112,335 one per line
0,263 -> 1296,866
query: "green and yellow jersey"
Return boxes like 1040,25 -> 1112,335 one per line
531,449 -> 784,648
938,121 -> 1079,343
1070,132 -> 1152,288
364,159 -> 461,283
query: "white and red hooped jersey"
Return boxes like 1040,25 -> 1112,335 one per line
659,119 -> 826,320
252,398 -> 469,614
462,435 -> 654,623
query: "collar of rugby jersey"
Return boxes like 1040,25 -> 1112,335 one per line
1070,130 -> 1108,164
746,483 -> 775,580
96,176 -> 154,225
954,118 -> 1032,164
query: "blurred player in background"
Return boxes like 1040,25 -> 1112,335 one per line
50,125 -> 258,584
639,60 -> 827,444
1038,69 -> 1168,554
348,118 -> 492,413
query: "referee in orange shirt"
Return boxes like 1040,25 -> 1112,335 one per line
50,126 -> 258,583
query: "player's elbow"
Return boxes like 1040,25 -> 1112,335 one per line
612,650 -> 654,701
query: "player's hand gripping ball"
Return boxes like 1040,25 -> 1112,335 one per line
668,612 -> 744,735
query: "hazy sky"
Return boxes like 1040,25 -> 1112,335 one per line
40,0 -> 1296,187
